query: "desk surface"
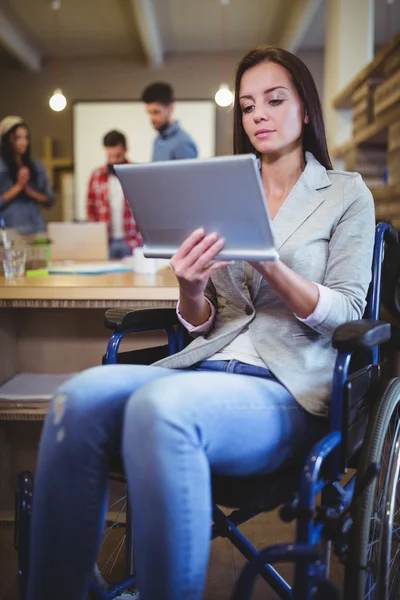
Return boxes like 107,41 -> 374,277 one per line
0,270 -> 179,308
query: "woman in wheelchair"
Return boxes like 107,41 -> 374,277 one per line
27,46 -> 375,600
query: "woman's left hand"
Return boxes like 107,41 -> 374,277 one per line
248,260 -> 277,277
247,259 -> 319,319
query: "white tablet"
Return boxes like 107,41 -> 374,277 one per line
114,154 -> 278,261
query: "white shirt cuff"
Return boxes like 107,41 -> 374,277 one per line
295,283 -> 333,327
176,297 -> 216,332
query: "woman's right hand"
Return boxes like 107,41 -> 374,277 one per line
170,228 -> 230,301
17,167 -> 30,188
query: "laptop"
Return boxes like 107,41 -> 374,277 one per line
47,222 -> 109,261
115,154 -> 278,261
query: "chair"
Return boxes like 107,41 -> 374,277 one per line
15,222 -> 400,600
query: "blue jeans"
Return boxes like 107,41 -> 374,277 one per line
109,238 -> 132,259
27,360 -> 327,600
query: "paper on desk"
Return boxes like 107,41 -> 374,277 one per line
48,261 -> 132,275
0,373 -> 76,401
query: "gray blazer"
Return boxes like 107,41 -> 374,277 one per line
155,153 -> 376,417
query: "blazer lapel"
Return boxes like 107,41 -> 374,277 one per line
224,155 -> 333,304
272,153 -> 332,250
252,154 -> 332,298
272,179 -> 324,249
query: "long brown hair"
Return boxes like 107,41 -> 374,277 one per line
0,123 -> 38,184
233,45 -> 332,170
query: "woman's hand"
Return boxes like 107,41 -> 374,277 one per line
17,167 -> 30,188
248,259 -> 319,319
25,186 -> 49,204
2,168 -> 31,203
171,228 -> 229,299
171,228 -> 231,326
248,260 -> 277,277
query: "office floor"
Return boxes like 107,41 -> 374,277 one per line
0,508 -> 344,600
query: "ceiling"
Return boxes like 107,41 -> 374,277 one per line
0,0 -> 398,69
162,0 -> 284,53
0,0 -> 291,64
298,0 -> 400,50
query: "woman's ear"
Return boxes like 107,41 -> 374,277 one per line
304,113 -> 309,124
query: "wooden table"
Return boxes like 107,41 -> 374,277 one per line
0,270 -> 179,308
0,269 -> 179,385
0,270 -> 179,519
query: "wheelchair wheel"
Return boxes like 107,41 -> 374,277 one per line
344,378 -> 400,600
93,477 -> 130,585
93,474 -> 137,597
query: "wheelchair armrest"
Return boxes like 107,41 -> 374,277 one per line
104,307 -> 179,332
332,319 -> 391,352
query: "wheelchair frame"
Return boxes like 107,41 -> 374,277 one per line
14,222 -> 399,600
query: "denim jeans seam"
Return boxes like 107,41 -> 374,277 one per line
178,440 -> 198,597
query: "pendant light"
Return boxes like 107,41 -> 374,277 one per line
215,84 -> 234,108
215,0 -> 233,108
49,0 -> 67,112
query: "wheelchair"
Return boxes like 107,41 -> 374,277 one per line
14,222 -> 400,600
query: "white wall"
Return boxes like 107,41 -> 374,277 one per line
73,100 -> 216,219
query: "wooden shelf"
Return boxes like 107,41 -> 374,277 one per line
375,206 -> 400,221
42,136 -> 73,186
0,512 -> 14,525
373,184 -> 400,220
52,157 -> 73,168
332,32 -> 400,109
332,104 -> 400,158
370,184 -> 400,202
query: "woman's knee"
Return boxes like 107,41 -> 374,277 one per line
50,365 -> 112,416
50,363 -> 175,429
123,374 -> 197,441
48,364 -> 141,426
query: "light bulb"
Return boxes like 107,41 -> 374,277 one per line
215,84 -> 233,108
49,88 -> 67,112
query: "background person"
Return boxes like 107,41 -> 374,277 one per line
87,129 -> 142,259
141,82 -> 198,161
0,115 -> 55,235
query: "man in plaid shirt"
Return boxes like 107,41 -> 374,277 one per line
87,130 -> 142,258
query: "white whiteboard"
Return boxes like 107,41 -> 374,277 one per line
73,101 -> 216,221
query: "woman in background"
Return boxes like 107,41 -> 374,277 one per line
0,115 -> 55,234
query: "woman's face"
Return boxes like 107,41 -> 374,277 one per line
239,61 -> 307,157
11,126 -> 30,156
